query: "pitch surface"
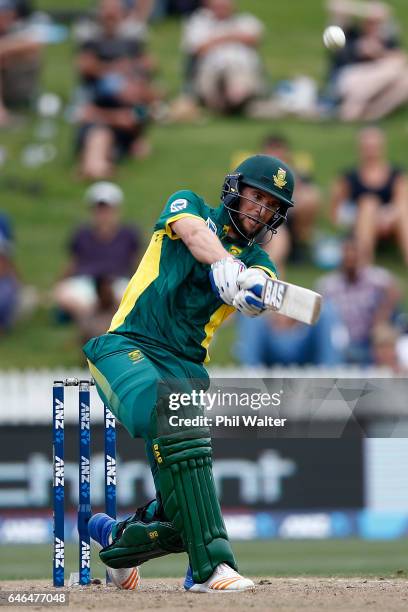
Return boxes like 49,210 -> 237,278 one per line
1,578 -> 408,611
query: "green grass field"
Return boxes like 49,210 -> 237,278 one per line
1,540 -> 408,581
1,0 -> 408,368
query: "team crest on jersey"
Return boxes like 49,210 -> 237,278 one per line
170,198 -> 188,213
273,168 -> 287,189
229,245 -> 242,256
128,350 -> 144,363
205,217 -> 217,234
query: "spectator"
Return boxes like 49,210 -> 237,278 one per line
122,0 -> 155,22
0,214 -> 38,329
14,1 -> 32,19
0,210 -> 12,243
372,323 -> 408,374
0,0 -> 42,125
77,275 -> 118,346
0,210 -> 17,280
330,127 -> 408,265
316,238 -> 401,365
326,0 -> 408,121
236,300 -> 346,367
76,0 -> 158,178
262,134 -> 321,266
53,182 -> 142,320
181,0 -> 265,114
0,237 -> 19,334
395,322 -> 408,372
167,0 -> 202,15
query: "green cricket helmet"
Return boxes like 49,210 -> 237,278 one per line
221,154 -> 295,244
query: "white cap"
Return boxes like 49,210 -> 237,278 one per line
85,182 -> 124,207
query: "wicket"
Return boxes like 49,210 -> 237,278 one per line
52,378 -> 117,587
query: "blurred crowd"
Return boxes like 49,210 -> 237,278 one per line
0,0 -> 407,373
4,0 -> 408,136
236,125 -> 408,373
1,0 -> 407,159
325,0 -> 408,121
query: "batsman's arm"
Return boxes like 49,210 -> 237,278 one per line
170,216 -> 230,264
171,216 -> 245,305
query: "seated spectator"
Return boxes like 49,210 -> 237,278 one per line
0,237 -> 19,334
330,127 -> 408,265
326,0 -> 408,121
53,182 -> 142,320
372,323 -> 408,374
0,210 -> 12,243
0,212 -> 39,325
395,321 -> 408,372
236,300 -> 347,367
262,134 -> 321,267
75,0 -> 158,178
77,275 -> 118,345
121,0 -> 154,22
0,0 -> 42,125
316,238 -> 401,365
181,0 -> 265,114
13,1 -> 32,19
124,0 -> 201,21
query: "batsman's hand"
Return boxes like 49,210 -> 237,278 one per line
233,289 -> 265,317
209,257 -> 246,305
232,268 -> 269,317
237,268 -> 269,296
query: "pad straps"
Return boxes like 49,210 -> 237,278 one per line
99,517 -> 184,568
153,429 -> 237,583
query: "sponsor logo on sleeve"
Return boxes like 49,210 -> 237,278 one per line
206,217 -> 217,234
170,198 -> 188,213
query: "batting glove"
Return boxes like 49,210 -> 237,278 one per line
237,268 -> 270,295
232,268 -> 270,317
233,288 -> 265,317
209,257 -> 246,305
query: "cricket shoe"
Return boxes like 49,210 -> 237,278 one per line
185,563 -> 255,593
88,513 -> 140,590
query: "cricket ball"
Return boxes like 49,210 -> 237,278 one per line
323,25 -> 346,50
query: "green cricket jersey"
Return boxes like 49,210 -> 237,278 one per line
108,190 -> 278,364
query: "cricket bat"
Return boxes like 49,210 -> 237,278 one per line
261,278 -> 322,325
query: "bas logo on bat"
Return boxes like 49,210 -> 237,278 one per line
261,278 -> 322,325
263,280 -> 286,310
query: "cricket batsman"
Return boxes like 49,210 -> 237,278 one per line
84,154 -> 295,592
